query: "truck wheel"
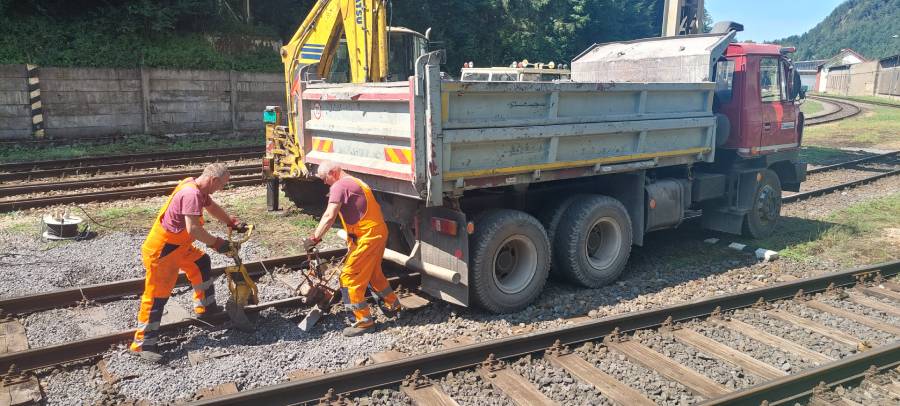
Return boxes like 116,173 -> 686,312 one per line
743,169 -> 782,239
470,209 -> 550,313
555,195 -> 632,288
538,195 -> 586,279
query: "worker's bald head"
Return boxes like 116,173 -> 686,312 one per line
316,161 -> 342,185
197,163 -> 230,193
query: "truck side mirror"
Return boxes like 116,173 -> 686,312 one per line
791,70 -> 802,100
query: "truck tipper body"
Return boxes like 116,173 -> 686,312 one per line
264,29 -> 807,313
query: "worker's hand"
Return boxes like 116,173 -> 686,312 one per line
210,238 -> 233,254
228,216 -> 249,233
302,235 -> 321,250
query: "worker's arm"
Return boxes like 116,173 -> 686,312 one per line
185,214 -> 219,247
206,201 -> 231,225
311,202 -> 341,241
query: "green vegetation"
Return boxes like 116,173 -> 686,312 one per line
773,0 -> 900,60
804,105 -> 900,150
0,0 -> 670,73
0,134 -> 261,163
778,194 -> 900,264
800,99 -> 825,116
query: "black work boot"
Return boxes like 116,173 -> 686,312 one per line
130,345 -> 163,364
342,321 -> 375,337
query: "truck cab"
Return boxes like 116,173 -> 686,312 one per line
716,43 -> 805,160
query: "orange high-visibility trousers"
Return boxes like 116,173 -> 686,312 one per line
130,179 -> 217,352
338,177 -> 399,327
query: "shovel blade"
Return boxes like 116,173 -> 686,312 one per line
298,305 -> 324,332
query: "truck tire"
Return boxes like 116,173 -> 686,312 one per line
743,169 -> 782,239
555,195 -> 632,288
469,209 -> 550,313
538,195 -> 587,279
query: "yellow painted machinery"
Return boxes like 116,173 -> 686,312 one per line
224,224 -> 258,332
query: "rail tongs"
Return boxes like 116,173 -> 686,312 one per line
297,246 -> 340,331
224,224 -> 259,332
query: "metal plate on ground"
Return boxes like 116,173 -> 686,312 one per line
397,292 -> 430,310
195,382 -> 239,400
0,320 -> 27,354
1,375 -> 42,406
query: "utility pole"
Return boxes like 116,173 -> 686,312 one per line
662,0 -> 704,37
245,0 -> 252,23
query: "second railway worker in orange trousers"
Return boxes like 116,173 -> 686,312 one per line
129,163 -> 247,363
303,160 -> 401,337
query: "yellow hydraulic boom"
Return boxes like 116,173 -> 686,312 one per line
281,0 -> 388,85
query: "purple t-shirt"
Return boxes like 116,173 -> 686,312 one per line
160,181 -> 212,233
328,177 -> 367,226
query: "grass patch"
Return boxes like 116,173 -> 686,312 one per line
0,134 -> 263,163
810,93 -> 900,107
800,99 -> 825,116
749,194 -> 900,265
798,146 -> 869,166
804,105 -> 900,150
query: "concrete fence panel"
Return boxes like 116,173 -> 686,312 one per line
0,64 -> 284,139
0,65 -> 30,138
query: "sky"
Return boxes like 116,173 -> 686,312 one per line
705,0 -> 847,42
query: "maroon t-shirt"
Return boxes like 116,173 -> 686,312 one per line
328,177 -> 367,226
160,181 -> 213,233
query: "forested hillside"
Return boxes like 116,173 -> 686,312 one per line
0,0 -> 665,72
773,0 -> 900,61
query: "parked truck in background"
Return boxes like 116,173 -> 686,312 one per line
263,22 -> 807,313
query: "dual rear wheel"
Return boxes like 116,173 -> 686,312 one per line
468,195 -> 633,313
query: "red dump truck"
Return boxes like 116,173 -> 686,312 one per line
263,24 -> 807,313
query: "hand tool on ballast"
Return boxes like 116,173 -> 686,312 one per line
223,224 -> 259,332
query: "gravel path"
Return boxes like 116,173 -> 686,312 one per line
782,173 -> 900,220
819,296 -> 900,326
578,342 -> 701,405
774,300 -> 896,346
729,308 -> 853,359
0,230 -> 269,299
438,369 -> 514,406
103,305 -> 397,404
40,365 -> 107,406
632,329 -> 763,390
508,355 -> 610,404
684,318 -> 815,373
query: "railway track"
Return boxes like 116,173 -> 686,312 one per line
805,97 -> 862,126
0,174 -> 262,212
0,147 -> 261,183
4,258 -> 897,405
783,153 -> 900,203
811,94 -> 900,110
194,261 -> 900,405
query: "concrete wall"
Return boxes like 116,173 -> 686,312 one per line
0,65 -> 30,138
847,61 -> 879,96
0,64 -> 284,139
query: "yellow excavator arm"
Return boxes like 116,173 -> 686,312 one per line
281,0 -> 388,85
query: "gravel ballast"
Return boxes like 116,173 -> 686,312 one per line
729,308 -> 854,359
774,300 -> 896,346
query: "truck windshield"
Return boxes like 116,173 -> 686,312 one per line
462,72 -> 490,81
760,57 -> 782,103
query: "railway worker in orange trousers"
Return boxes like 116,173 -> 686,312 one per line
130,163 -> 247,363
303,160 -> 402,337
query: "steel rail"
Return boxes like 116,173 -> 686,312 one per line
783,167 -> 900,203
192,260 -> 900,405
806,97 -> 861,126
0,270 -> 419,373
0,146 -> 260,172
811,94 -> 900,110
806,150 -> 899,175
0,165 -> 259,198
700,341 -> 900,405
0,175 -> 262,212
0,250 -> 346,315
0,152 -> 260,183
